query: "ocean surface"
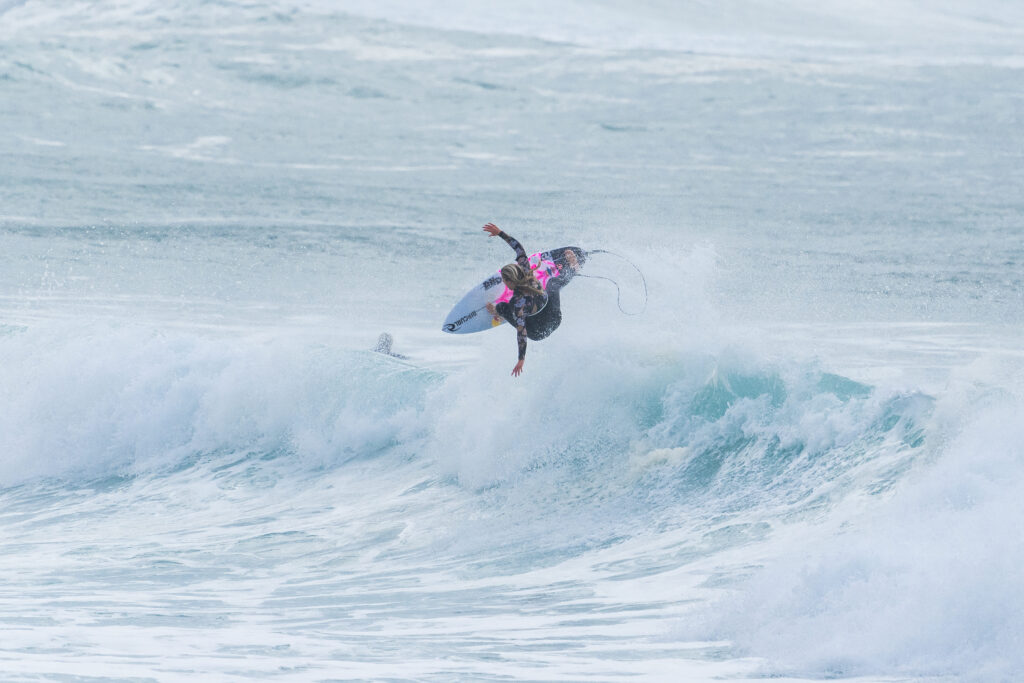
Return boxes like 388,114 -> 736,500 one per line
2,1 -> 1023,680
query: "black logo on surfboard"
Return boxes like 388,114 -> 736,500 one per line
482,275 -> 503,291
444,309 -> 478,332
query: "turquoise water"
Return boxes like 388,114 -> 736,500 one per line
1,1 -> 1023,680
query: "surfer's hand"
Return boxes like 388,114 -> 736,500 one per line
512,360 -> 524,377
485,302 -> 497,316
483,223 -> 501,237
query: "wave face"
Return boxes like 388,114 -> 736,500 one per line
2,0 -> 1023,679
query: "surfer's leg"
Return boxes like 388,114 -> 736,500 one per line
542,263 -> 576,303
541,248 -> 582,297
524,253 -> 578,341
496,297 -> 559,342
525,288 -> 562,340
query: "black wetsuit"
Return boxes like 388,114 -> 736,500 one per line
493,231 -> 584,360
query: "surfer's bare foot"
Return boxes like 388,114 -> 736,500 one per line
564,250 -> 580,272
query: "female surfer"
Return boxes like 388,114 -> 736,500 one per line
482,223 -> 582,377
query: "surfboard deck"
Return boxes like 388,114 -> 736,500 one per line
442,246 -> 583,334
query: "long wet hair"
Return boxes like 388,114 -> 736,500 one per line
501,263 -> 544,297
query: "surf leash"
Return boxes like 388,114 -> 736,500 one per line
579,249 -> 648,316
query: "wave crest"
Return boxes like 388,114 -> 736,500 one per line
0,323 -> 439,486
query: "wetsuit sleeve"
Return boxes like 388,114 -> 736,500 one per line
498,230 -> 531,270
497,231 -> 531,361
513,294 -> 528,360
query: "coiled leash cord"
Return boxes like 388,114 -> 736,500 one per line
578,249 -> 648,315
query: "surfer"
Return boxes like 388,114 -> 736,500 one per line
482,223 -> 582,376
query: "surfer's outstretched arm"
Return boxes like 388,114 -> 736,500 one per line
482,223 -> 530,270
512,297 -> 528,376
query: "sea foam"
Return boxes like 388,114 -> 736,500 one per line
697,390 -> 1024,680
0,323 -> 438,486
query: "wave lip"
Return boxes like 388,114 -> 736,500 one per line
430,329 -> 931,526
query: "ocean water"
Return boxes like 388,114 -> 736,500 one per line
1,1 -> 1023,680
